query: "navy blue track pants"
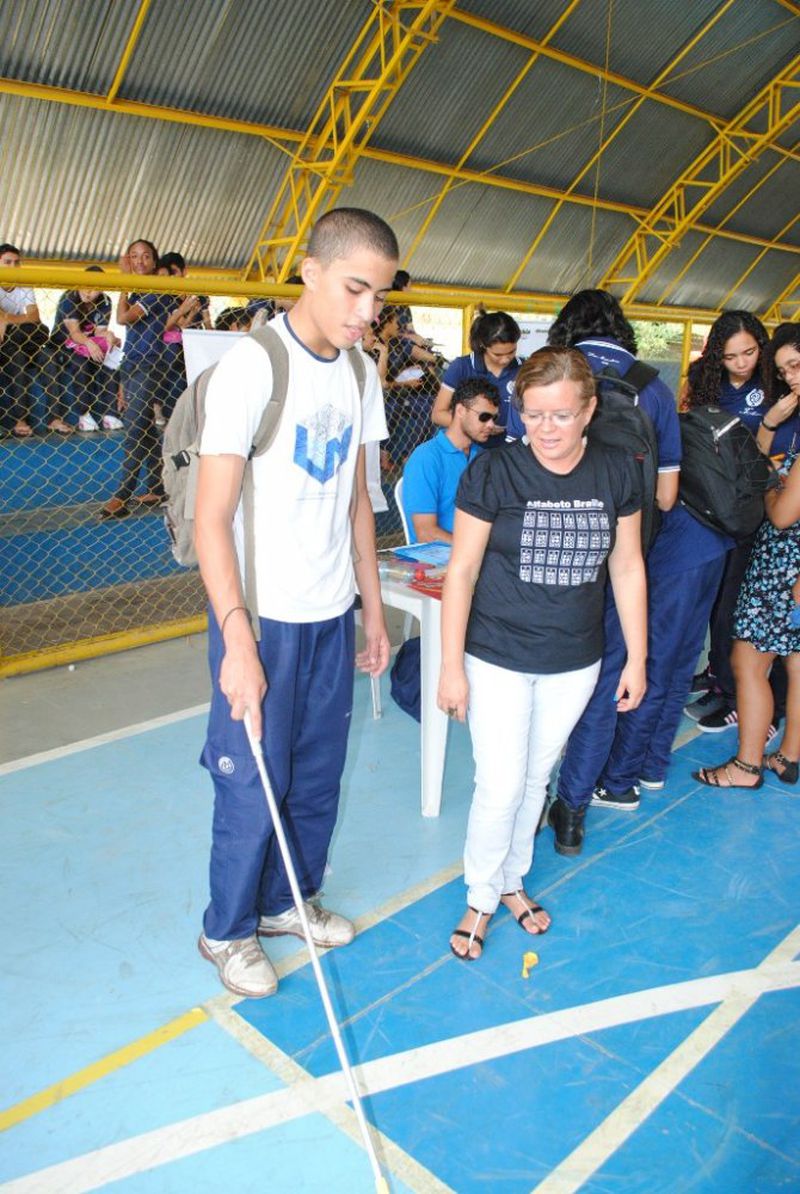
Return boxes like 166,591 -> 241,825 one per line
201,607 -> 355,942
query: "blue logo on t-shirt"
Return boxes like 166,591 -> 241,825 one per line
294,403 -> 353,483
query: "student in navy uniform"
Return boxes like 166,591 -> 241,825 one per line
155,251 -> 212,425
432,310 -> 524,444
696,324 -> 800,791
51,266 -> 123,432
682,311 -> 787,735
101,239 -> 172,518
439,347 -> 646,959
546,290 -> 730,856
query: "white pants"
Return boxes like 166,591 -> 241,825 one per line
463,653 -> 601,913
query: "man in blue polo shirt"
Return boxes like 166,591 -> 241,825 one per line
401,377 -> 499,544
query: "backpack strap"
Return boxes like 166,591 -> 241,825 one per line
240,324 -> 291,641
622,360 -> 659,393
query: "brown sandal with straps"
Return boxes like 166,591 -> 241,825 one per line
501,890 -> 551,935
693,756 -> 763,790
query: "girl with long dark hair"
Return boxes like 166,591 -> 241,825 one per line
432,310 -> 524,444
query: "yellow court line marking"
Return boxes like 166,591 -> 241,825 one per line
0,1006 -> 208,1133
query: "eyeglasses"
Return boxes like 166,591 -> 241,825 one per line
475,410 -> 498,423
523,409 -> 583,426
776,359 -> 800,381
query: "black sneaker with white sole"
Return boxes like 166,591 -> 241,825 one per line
696,703 -> 738,732
590,784 -> 640,811
688,667 -> 716,695
684,689 -> 725,721
696,704 -> 780,743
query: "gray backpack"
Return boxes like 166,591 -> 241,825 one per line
161,323 -> 366,634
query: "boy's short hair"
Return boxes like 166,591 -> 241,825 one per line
0,243 -> 21,257
308,208 -> 398,265
450,377 -> 500,413
158,251 -> 186,274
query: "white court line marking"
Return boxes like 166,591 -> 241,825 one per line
8,944 -> 799,1194
208,1003 -> 455,1194
0,704 -> 209,775
531,923 -> 800,1194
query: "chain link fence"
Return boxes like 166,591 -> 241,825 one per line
1,277 -> 691,676
0,281 -> 451,674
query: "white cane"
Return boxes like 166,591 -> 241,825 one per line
243,711 -> 389,1194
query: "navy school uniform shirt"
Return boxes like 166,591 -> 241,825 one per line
442,351 -> 524,444
122,291 -> 173,367
53,291 -> 112,345
576,337 -> 732,573
456,439 -> 641,674
717,369 -> 766,433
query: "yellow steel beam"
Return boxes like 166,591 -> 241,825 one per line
503,0 -> 737,292
1,74 -> 797,264
449,6 -> 800,167
761,271 -> 800,325
245,0 -> 458,281
404,0 -> 582,268
601,55 -> 800,306
655,143 -> 798,305
106,0 -> 151,104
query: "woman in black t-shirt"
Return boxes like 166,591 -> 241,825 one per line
438,348 -> 647,961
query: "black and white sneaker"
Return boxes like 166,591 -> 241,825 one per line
696,703 -> 738,732
688,667 -> 716,695
590,784 -> 640,811
684,689 -> 725,722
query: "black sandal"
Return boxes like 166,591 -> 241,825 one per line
450,906 -> 490,961
763,751 -> 799,785
693,756 -> 763,790
501,890 -> 550,935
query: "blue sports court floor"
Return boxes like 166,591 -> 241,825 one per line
1,639 -> 798,1192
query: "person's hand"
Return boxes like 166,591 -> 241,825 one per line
85,339 -> 105,363
118,253 -> 131,274
437,662 -> 469,722
220,639 -> 268,739
766,393 -> 799,426
116,384 -> 127,414
356,613 -> 390,677
614,661 -> 646,712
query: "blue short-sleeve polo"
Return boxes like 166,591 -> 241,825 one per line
402,429 -> 483,542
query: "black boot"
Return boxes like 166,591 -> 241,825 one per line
548,797 -> 586,857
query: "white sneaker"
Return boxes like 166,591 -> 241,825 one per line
639,778 -> 665,791
78,412 -> 99,432
257,900 -> 355,948
102,414 -> 124,430
198,933 -> 278,998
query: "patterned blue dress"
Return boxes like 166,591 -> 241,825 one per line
734,451 -> 800,655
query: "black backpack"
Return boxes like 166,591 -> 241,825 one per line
678,405 -> 774,540
587,361 -> 661,551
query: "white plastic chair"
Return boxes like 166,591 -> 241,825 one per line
393,476 -> 416,643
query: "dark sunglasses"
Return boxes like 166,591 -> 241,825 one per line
475,410 -> 498,423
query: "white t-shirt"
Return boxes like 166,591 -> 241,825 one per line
200,315 -> 388,623
0,286 -> 35,316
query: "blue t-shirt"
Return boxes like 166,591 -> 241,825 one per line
575,338 -> 731,573
123,291 -> 172,367
402,429 -> 483,542
442,352 -> 524,443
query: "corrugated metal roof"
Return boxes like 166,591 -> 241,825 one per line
374,18 -> 530,165
0,0 -> 795,315
0,95 -> 286,268
515,205 -> 633,296
720,251 -> 800,312
0,0 -> 140,93
550,0 -> 724,90
461,56 -> 636,195
121,0 -> 371,131
455,0 -> 576,45
655,0 -> 799,121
